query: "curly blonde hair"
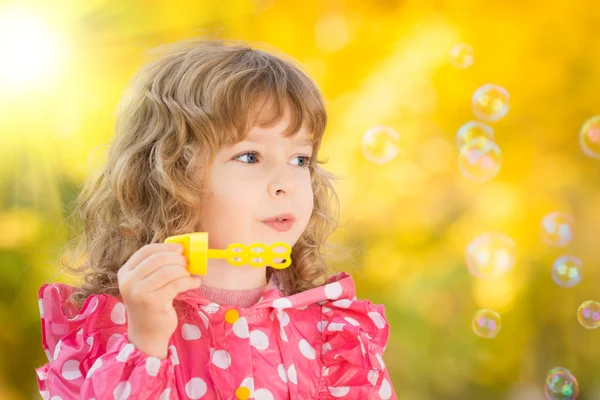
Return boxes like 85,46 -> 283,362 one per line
60,38 -> 343,308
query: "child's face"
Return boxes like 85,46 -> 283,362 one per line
198,110 -> 315,251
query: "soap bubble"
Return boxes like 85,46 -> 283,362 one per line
579,115 -> 600,159
449,43 -> 474,69
472,84 -> 510,122
471,309 -> 501,338
541,212 -> 574,247
551,256 -> 583,288
466,232 -> 516,279
362,125 -> 399,164
458,137 -> 502,183
577,300 -> 600,329
545,367 -> 579,400
456,121 -> 494,148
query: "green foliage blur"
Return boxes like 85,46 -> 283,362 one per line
1,0 -> 599,399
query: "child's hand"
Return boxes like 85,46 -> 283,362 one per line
118,242 -> 202,359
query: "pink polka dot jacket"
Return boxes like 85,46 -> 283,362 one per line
35,271 -> 397,399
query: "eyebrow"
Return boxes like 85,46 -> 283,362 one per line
244,135 -> 313,146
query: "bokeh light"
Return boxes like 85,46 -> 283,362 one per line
577,300 -> 600,329
551,256 -> 583,288
362,125 -> 400,164
541,212 -> 574,247
458,137 -> 502,183
579,115 -> 600,159
449,43 -> 474,69
456,120 -> 494,148
544,367 -> 579,400
466,232 -> 516,279
472,84 -> 510,122
471,309 -> 502,338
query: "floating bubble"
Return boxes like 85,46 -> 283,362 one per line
466,232 -> 516,279
551,256 -> 583,288
458,137 -> 502,183
471,309 -> 501,338
545,367 -> 579,400
579,115 -> 600,159
541,212 -> 574,247
362,125 -> 399,164
457,121 -> 494,148
449,43 -> 474,69
577,300 -> 600,329
472,84 -> 510,122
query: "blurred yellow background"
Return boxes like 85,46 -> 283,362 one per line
1,0 -> 600,398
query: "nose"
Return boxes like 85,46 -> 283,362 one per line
267,170 -> 295,198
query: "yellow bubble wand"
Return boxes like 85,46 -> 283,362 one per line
164,232 -> 292,275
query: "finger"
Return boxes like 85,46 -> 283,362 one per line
121,243 -> 183,273
137,264 -> 192,294
130,251 -> 188,281
153,274 -> 203,299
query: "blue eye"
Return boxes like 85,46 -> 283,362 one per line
234,152 -> 312,168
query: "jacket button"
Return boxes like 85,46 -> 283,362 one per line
235,386 -> 251,399
225,309 -> 240,324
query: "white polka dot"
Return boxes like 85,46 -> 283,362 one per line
298,339 -> 316,360
376,353 -> 386,369
327,322 -> 345,332
368,370 -> 379,385
322,306 -> 333,313
324,282 -> 343,299
328,386 -> 350,397
87,358 -> 103,378
287,364 -> 297,385
50,323 -> 69,336
116,343 -> 135,362
201,303 -> 220,314
86,336 -> 94,347
279,325 -> 288,343
169,345 -> 180,366
276,310 -> 290,327
239,377 -> 255,394
344,317 -> 360,326
113,380 -> 131,400
249,330 -> 269,350
50,396 -> 62,400
317,321 -> 328,332
110,303 -> 127,325
332,299 -> 352,309
36,368 -> 46,380
197,311 -> 210,329
322,343 -> 332,355
38,299 -> 44,318
185,377 -> 208,399
87,297 -> 99,314
182,323 -> 201,340
379,379 -> 392,399
277,364 -> 287,383
145,357 -> 161,376
61,359 -> 82,380
232,317 -> 250,339
53,339 -> 62,360
297,305 -> 308,310
106,333 -> 123,351
322,365 -> 330,376
44,349 -> 52,362
39,391 -> 49,400
159,388 -> 171,400
211,350 -> 231,369
272,298 -> 293,309
254,388 -> 274,400
368,311 -> 386,329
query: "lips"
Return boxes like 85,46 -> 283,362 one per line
261,213 -> 296,223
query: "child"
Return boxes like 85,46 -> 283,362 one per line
35,38 -> 397,400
